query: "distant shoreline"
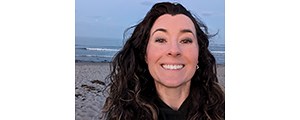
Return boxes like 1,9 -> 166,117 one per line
75,60 -> 111,63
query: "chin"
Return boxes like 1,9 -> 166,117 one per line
156,79 -> 190,88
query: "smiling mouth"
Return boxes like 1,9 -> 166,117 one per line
161,64 -> 185,70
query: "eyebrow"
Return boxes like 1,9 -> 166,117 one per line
152,28 -> 167,36
181,29 -> 194,35
151,28 -> 196,37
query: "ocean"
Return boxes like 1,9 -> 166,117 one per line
75,37 -> 225,64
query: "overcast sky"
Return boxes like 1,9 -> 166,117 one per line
75,0 -> 224,44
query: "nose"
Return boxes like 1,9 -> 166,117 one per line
167,42 -> 181,57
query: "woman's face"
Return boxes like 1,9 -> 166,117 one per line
146,14 -> 199,88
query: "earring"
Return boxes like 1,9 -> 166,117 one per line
196,65 -> 199,69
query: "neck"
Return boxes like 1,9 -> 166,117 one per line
155,81 -> 191,110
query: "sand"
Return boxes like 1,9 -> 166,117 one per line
75,62 -> 225,120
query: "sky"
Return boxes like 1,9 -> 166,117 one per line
75,0 -> 224,44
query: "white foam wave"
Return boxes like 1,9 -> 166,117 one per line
211,51 -> 225,54
85,47 -> 120,52
76,55 -> 113,58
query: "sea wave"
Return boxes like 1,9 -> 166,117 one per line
85,47 -> 120,52
76,55 -> 113,58
211,51 -> 225,54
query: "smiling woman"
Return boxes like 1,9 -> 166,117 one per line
102,2 -> 224,120
146,14 -> 199,111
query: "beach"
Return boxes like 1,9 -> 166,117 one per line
75,62 -> 225,120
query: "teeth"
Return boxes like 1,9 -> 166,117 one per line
162,64 -> 183,70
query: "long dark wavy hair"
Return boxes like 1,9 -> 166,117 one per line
102,2 -> 224,120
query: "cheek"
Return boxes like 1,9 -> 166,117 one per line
146,46 -> 157,64
183,47 -> 199,63
189,53 -> 199,66
145,42 -> 161,63
192,44 -> 199,63
193,50 -> 199,62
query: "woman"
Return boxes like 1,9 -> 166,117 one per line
102,2 -> 224,120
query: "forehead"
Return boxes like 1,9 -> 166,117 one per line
150,14 -> 196,34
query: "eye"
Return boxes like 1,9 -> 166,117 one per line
180,38 -> 193,44
155,38 -> 166,43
